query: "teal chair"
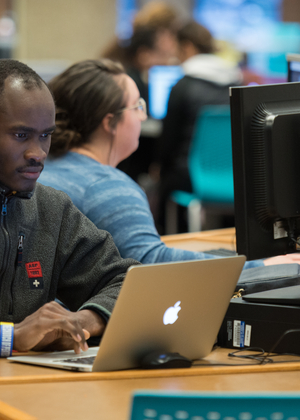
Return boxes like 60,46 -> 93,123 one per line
165,105 -> 234,233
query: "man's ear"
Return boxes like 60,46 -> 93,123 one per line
102,113 -> 117,136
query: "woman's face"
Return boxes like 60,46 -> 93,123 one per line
114,75 -> 143,162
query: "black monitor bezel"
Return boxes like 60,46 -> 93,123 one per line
287,53 -> 300,82
230,81 -> 300,260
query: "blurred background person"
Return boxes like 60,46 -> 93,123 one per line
101,1 -> 180,186
102,1 -> 180,82
156,20 -> 244,234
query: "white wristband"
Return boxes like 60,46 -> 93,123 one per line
0,322 -> 14,357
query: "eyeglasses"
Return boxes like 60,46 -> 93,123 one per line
116,98 -> 147,121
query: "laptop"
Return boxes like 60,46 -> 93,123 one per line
8,256 -> 246,372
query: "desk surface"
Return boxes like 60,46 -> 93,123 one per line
2,364 -> 300,420
2,347 -> 300,420
3,347 -> 300,385
161,227 -> 236,252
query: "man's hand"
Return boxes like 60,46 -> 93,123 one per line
264,253 -> 300,266
13,301 -> 106,353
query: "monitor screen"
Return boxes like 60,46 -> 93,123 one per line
230,82 -> 300,260
148,65 -> 184,120
193,0 -> 282,48
287,53 -> 300,82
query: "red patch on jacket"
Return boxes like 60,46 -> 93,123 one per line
25,261 -> 44,289
25,261 -> 43,278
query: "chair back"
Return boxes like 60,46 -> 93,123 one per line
188,105 -> 234,204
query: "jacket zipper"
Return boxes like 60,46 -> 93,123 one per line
1,196 -> 7,216
8,233 -> 25,315
0,192 -> 9,274
0,192 -> 11,315
17,233 -> 25,266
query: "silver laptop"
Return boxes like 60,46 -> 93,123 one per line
8,256 -> 246,372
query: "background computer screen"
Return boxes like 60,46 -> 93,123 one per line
230,82 -> 300,260
148,65 -> 184,120
287,53 -> 300,82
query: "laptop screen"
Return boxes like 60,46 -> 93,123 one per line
148,65 -> 184,120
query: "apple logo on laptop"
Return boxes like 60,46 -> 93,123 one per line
163,301 -> 181,325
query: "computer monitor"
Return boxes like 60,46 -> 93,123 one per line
287,53 -> 300,82
148,65 -> 184,120
230,82 -> 300,260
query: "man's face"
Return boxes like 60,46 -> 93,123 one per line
0,77 -> 55,192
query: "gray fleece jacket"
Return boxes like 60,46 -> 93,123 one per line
0,182 -> 138,324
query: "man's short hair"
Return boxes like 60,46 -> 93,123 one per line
177,20 -> 216,55
0,59 -> 46,96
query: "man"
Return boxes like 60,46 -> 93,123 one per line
0,59 -> 138,355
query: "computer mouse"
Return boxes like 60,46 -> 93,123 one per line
139,351 -> 192,369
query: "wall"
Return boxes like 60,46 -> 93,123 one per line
13,0 -> 300,69
13,0 -> 116,64
283,0 -> 300,22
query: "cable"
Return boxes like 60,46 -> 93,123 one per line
259,329 -> 300,364
290,237 -> 300,247
228,347 -> 273,364
224,330 -> 300,365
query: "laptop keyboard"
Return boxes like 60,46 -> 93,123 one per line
59,356 -> 96,365
204,248 -> 237,257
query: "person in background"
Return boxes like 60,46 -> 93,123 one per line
125,0 -> 180,95
101,1 -> 179,74
157,20 -> 244,234
39,59 -> 300,270
101,1 -> 179,183
0,58 -> 138,355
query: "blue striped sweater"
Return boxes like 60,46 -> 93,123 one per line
39,152 -> 263,269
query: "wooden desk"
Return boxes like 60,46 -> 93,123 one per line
3,347 -> 300,385
2,360 -> 300,420
2,348 -> 300,419
161,227 -> 236,252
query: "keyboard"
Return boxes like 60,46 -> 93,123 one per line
204,248 -> 237,257
59,356 -> 96,365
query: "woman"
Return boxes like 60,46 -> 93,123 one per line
39,59 -> 298,269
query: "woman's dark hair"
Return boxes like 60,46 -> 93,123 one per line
177,20 -> 216,54
125,26 -> 159,61
48,59 -> 126,157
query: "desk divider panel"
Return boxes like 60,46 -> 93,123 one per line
130,391 -> 300,420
